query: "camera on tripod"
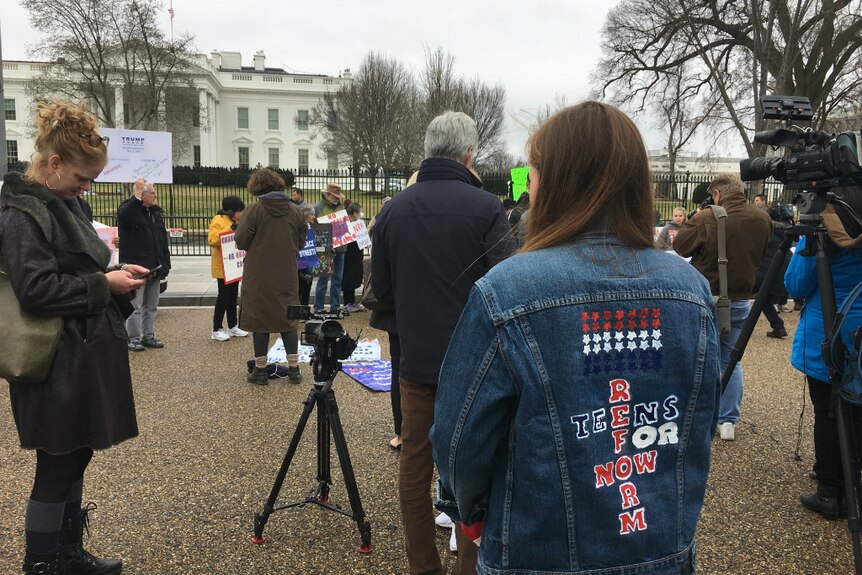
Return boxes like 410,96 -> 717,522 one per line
740,95 -> 862,191
287,305 -> 356,363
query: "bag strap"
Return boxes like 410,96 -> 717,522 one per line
828,280 -> 862,374
709,205 -> 729,301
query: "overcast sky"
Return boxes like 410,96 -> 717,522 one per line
0,0 -> 700,159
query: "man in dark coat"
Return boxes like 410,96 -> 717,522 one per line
372,111 -> 516,575
117,178 -> 172,351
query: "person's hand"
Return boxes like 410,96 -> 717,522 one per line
112,236 -> 120,247
105,265 -> 148,295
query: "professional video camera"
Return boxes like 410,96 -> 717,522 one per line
739,95 -> 862,193
287,305 -> 357,366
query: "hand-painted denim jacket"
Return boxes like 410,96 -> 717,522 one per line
431,233 -> 721,575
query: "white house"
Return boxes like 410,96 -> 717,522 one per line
647,150 -> 744,174
3,50 -> 350,171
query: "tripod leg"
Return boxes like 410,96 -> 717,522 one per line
252,388 -> 318,544
325,391 -> 373,553
317,391 -> 332,503
837,399 -> 862,574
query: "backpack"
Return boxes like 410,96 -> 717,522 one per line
828,281 -> 862,405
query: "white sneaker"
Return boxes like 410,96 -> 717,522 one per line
718,422 -> 735,441
227,326 -> 249,337
449,526 -> 458,552
435,512 -> 454,528
211,329 -> 230,342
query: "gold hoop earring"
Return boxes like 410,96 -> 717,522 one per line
45,171 -> 62,190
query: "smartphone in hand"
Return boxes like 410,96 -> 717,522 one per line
132,264 -> 163,279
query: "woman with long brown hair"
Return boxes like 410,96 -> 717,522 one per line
431,102 -> 721,575
1,101 -> 148,574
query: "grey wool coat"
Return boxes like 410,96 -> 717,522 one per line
235,191 -> 306,332
0,172 -> 138,454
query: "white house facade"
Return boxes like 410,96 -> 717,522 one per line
3,50 -> 350,171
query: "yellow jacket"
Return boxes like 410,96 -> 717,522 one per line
208,214 -> 236,278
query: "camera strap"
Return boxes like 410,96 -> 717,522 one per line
708,205 -> 731,337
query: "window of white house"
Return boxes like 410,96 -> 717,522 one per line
327,151 -> 338,172
238,146 -> 250,169
298,149 -> 309,174
6,140 -> 19,164
238,107 -> 249,129
297,110 -> 309,131
192,105 -> 200,128
268,109 -> 279,130
193,145 -> 201,168
123,103 -> 130,125
268,148 -> 279,169
4,99 -> 16,121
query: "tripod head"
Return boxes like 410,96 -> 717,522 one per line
287,305 -> 359,387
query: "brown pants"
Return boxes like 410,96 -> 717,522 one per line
399,378 -> 478,575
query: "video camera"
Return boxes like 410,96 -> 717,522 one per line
287,305 -> 356,365
740,96 -> 862,192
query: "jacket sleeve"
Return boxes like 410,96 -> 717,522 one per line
1,209 -> 110,316
371,210 -> 394,306
784,236 -> 818,299
431,285 -> 517,525
208,216 -> 226,248
673,213 -> 706,258
234,206 -> 255,251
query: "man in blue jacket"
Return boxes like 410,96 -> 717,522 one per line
372,111 -> 516,575
117,178 -> 172,351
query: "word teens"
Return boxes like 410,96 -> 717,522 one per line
570,379 -> 680,535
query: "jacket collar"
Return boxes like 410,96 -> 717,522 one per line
417,158 -> 482,188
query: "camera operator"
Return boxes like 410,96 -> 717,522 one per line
787,187 -> 862,520
674,174 -> 772,441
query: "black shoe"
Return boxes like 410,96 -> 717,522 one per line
23,549 -> 63,574
59,503 -> 123,574
287,366 -> 302,385
800,491 -> 845,520
141,336 -> 164,348
127,341 -> 145,352
766,328 -> 788,338
247,367 -> 269,386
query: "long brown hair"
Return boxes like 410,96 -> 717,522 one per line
521,101 -> 654,253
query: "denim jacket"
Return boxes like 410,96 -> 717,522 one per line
431,233 -> 720,575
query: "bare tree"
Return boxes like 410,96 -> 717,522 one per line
595,0 -> 862,157
513,94 -> 569,134
23,0 -> 199,160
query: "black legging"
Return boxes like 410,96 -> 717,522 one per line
390,333 -> 402,436
32,448 -> 93,503
213,279 -> 239,331
808,376 -> 862,495
253,331 -> 299,358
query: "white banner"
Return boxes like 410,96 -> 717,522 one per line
99,128 -> 173,184
317,210 -> 357,248
350,219 -> 372,250
219,231 -> 246,284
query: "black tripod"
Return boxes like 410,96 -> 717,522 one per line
251,354 -> 373,553
723,193 -> 862,574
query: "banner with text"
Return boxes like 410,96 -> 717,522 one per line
317,210 -> 356,248
219,231 -> 246,284
99,128 -> 173,184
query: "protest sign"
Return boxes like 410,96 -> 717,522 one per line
92,222 -> 119,267
350,219 -> 372,250
317,210 -> 357,248
297,227 -> 319,270
218,230 -> 246,284
98,128 -> 173,183
511,166 -> 530,202
309,222 -> 334,276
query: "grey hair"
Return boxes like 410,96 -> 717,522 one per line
424,111 -> 478,161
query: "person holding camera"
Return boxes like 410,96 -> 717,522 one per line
208,196 -> 249,342
674,174 -> 772,441
431,102 -> 720,575
786,187 -> 862,520
1,100 -> 147,575
235,169 -> 307,386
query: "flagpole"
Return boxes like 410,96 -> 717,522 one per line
169,1 -> 174,41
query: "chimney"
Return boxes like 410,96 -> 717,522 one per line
210,50 -> 221,69
253,50 -> 265,72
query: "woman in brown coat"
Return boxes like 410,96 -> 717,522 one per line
235,169 -> 306,385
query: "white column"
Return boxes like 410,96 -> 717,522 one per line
198,89 -> 210,165
113,88 -> 124,128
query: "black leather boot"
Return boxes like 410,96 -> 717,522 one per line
22,549 -> 63,574
59,504 -> 122,575
800,489 -> 846,520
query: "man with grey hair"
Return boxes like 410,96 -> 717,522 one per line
372,111 -> 516,574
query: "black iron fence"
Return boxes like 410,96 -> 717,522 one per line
6,163 -> 792,256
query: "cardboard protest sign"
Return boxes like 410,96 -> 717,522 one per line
92,222 -> 119,267
297,227 -> 319,270
218,230 -> 246,284
350,219 -> 372,250
511,166 -> 530,202
309,222 -> 334,276
317,209 -> 357,248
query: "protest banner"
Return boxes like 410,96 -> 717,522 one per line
350,219 -> 372,250
98,128 -> 173,184
511,166 -> 530,202
297,227 -> 319,270
309,222 -> 334,276
218,230 -> 246,284
317,209 -> 357,248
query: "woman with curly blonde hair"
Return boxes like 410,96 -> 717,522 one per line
1,101 -> 149,574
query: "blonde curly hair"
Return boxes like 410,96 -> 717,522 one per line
24,100 -> 108,183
